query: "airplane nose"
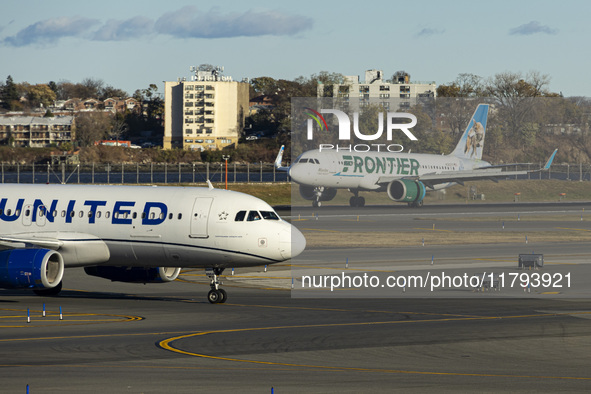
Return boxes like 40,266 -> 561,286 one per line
280,224 -> 306,260
288,165 -> 301,183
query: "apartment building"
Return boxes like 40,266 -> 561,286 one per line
318,69 -> 436,109
163,66 -> 249,150
0,116 -> 74,147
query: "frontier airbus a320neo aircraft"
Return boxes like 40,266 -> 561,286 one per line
276,104 -> 557,207
0,183 -> 306,303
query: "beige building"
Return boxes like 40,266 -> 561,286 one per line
318,69 -> 436,110
0,116 -> 74,147
163,67 -> 249,150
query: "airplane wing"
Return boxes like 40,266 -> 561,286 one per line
378,149 -> 558,189
0,232 -> 111,265
0,235 -> 63,250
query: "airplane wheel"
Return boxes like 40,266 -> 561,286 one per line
312,200 -> 321,208
357,197 -> 365,207
349,196 -> 365,207
219,289 -> 227,303
207,289 -> 222,304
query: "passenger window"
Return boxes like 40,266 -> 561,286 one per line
260,211 -> 279,220
247,211 -> 261,221
106,211 -> 111,219
178,213 -> 182,220
133,212 -> 137,219
235,210 -> 246,221
169,213 -> 173,220
25,209 -> 30,217
97,211 -> 102,218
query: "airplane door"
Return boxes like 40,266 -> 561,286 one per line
190,197 -> 213,238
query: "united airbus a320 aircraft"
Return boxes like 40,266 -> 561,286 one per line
277,104 -> 557,207
0,183 -> 306,303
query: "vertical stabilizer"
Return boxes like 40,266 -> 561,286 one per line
451,104 -> 489,160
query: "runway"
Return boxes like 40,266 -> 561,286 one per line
2,202 -> 591,392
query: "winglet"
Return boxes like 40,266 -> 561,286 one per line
543,149 -> 558,170
274,145 -> 285,169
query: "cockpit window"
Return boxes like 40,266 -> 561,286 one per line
260,211 -> 279,220
235,210 -> 246,221
297,158 -> 319,164
247,211 -> 262,221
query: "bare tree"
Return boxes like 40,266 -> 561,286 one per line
75,112 -> 110,147
484,71 -> 553,149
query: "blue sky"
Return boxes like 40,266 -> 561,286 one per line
1,0 -> 589,96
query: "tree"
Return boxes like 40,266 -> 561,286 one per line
485,71 -> 555,150
1,75 -> 20,110
100,85 -> 128,101
80,77 -> 105,98
250,77 -> 279,96
436,73 -> 482,98
109,112 -> 128,141
128,84 -> 164,138
75,112 -> 111,147
22,83 -> 56,109
307,71 -> 345,97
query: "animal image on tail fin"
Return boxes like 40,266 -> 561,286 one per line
464,120 -> 485,158
451,104 -> 489,160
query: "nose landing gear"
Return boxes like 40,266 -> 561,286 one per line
206,267 -> 227,304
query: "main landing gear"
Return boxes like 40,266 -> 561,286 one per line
206,267 -> 227,304
348,190 -> 365,207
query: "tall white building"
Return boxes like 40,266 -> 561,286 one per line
164,65 -> 249,151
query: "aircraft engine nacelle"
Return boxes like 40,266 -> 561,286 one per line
0,248 -> 64,290
299,185 -> 337,202
387,179 -> 426,203
84,266 -> 181,283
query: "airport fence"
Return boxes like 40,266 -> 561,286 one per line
0,162 -> 290,185
507,163 -> 591,181
0,162 -> 587,185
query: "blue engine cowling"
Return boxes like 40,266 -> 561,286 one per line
84,266 -> 181,283
0,248 -> 65,290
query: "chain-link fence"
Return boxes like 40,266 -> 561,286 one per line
0,162 -> 587,185
504,163 -> 591,181
0,162 -> 290,184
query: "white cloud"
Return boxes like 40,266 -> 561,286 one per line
154,6 -> 314,39
2,16 -> 99,47
92,16 -> 154,41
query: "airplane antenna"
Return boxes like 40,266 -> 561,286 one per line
206,180 -> 214,190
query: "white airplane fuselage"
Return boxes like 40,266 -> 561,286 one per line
290,149 -> 491,191
0,183 -> 305,271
